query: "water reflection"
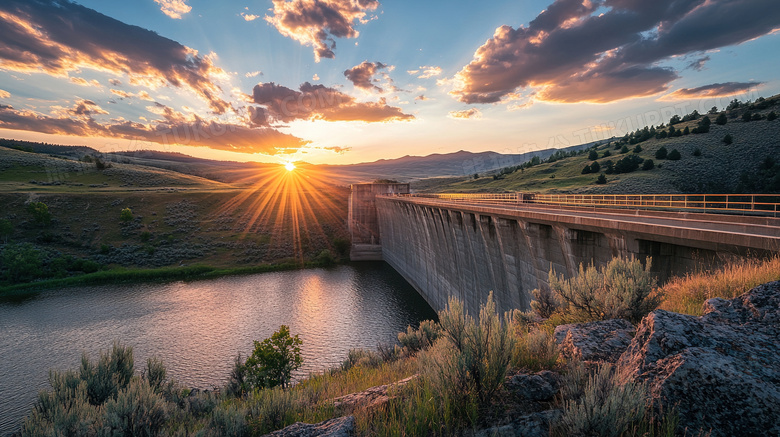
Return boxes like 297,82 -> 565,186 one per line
0,262 -> 434,435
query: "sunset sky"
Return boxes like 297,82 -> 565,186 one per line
0,0 -> 778,165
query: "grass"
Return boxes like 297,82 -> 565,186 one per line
658,255 -> 780,315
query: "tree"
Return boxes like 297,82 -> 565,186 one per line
768,111 -> 777,121
244,325 -> 303,389
473,173 -> 479,180
596,173 -> 607,184
723,134 -> 733,145
632,144 -> 642,153
120,208 -> 133,222
0,219 -> 12,243
620,145 -> 629,154
2,243 -> 42,282
642,159 -> 655,170
26,202 -> 51,226
668,149 -> 681,160
581,165 -> 592,175
692,148 -> 702,157
742,111 -> 753,122
588,149 -> 599,160
715,112 -> 728,125
682,126 -> 690,135
708,106 -> 719,115
590,161 -> 601,173
655,146 -> 668,160
669,115 -> 681,125
602,150 -> 611,158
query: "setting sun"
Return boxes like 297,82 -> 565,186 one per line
285,162 -> 296,172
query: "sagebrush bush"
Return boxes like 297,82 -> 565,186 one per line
554,364 -> 647,437
397,319 -> 440,354
342,348 -> 383,371
80,341 -> 134,405
513,327 -> 560,371
206,403 -> 249,437
102,377 -> 170,437
427,292 -> 514,410
549,258 -> 660,323
530,286 -> 563,318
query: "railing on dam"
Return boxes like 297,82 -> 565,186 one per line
383,193 -> 780,216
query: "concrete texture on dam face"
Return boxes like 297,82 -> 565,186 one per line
375,197 -> 780,316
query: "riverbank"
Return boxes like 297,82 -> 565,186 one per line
0,257 -> 341,298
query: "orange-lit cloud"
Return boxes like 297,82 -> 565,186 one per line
241,13 -> 260,21
252,82 -> 413,123
451,0 -> 780,105
0,0 -> 230,114
344,61 -> 391,92
448,108 -> 481,119
663,82 -> 764,100
70,77 -> 102,88
408,66 -> 441,79
0,90 -> 10,99
0,103 -> 307,154
154,0 -> 192,19
265,0 -> 379,61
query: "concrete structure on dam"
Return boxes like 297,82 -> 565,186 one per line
348,183 -> 410,261
350,186 -> 780,315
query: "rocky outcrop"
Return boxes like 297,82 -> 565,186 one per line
554,319 -> 635,363
262,416 -> 355,437
330,375 -> 418,411
506,370 -> 560,402
470,410 -> 562,437
618,281 -> 780,437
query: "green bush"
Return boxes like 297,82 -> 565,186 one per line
427,292 -> 514,408
554,365 -> 648,437
315,249 -> 336,265
581,165 -> 592,175
667,149 -> 681,160
102,378 -> 169,437
548,258 -> 660,323
530,286 -> 563,318
0,218 -> 13,243
245,325 -> 303,390
513,327 -> 559,371
1,243 -> 42,283
120,208 -> 133,222
596,173 -> 607,184
642,159 -> 655,170
80,342 -> 135,405
341,348 -> 383,370
27,202 -> 52,226
768,111 -> 777,121
398,319 -> 440,355
715,112 -> 728,125
692,148 -> 701,157
590,161 -> 601,173
588,150 -> 599,160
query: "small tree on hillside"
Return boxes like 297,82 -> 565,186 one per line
668,149 -> 681,160
0,219 -> 13,243
245,325 -> 303,389
588,150 -> 599,161
26,202 -> 51,226
596,173 -> 607,184
723,134 -> 733,145
120,208 -> 133,222
655,147 -> 668,160
715,112 -> 728,125
768,111 -> 777,121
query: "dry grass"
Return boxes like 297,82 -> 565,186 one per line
658,256 -> 780,315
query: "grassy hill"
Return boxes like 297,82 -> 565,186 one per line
413,95 -> 780,194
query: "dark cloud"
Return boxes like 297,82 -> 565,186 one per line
265,0 -> 380,61
686,56 -> 711,71
664,81 -> 764,99
0,103 -> 307,154
0,0 -> 230,113
452,0 -> 780,104
252,82 -> 413,123
344,61 -> 388,92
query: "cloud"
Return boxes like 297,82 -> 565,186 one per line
245,70 -> 263,78
322,145 -> 351,154
252,81 -> 413,123
408,66 -> 441,79
0,90 -> 9,99
70,77 -> 102,88
109,78 -> 122,86
154,0 -> 192,19
138,91 -> 154,101
448,108 -> 482,119
241,13 -> 260,21
664,81 -> 764,100
0,0 -> 230,114
312,74 -> 320,81
110,89 -> 134,99
686,56 -> 711,71
415,95 -> 428,101
265,0 -> 380,61
0,103 -> 307,154
344,61 -> 390,92
451,0 -> 780,105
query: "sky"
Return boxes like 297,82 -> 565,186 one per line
0,0 -> 778,165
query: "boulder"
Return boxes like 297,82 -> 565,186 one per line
554,319 -> 635,363
507,370 -> 560,401
618,281 -> 780,437
330,375 -> 418,411
470,410 -> 561,437
262,416 -> 355,437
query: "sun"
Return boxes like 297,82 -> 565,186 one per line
285,162 -> 296,172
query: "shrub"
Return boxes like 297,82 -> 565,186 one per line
596,173 -> 607,184
245,325 -> 303,390
341,348 -> 382,370
120,208 -> 133,222
602,150 -> 611,158
315,249 -> 336,265
554,364 -> 648,437
398,319 -> 440,355
1,243 -> 42,282
548,258 -> 660,323
655,147 -> 667,160
428,292 -> 514,408
742,111 -> 753,122
588,150 -> 599,160
332,237 -> 351,258
581,165 -> 592,175
226,354 -> 249,397
752,112 -> 763,121
140,231 -> 151,242
590,161 -> 601,173
715,112 -> 728,125
0,218 -> 12,243
102,378 -> 169,437
642,159 -> 655,170
682,126 -> 689,135
667,149 -> 681,160
27,201 -> 52,226
620,145 -> 629,154
513,327 -> 559,371
768,111 -> 778,121
530,286 -> 563,318
208,403 -> 249,437
81,342 -> 135,405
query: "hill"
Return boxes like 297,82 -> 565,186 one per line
413,95 -> 780,194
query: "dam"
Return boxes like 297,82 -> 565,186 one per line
350,184 -> 780,315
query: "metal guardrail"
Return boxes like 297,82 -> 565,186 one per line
383,193 -> 780,217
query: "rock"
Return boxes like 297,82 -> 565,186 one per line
554,319 -> 635,363
507,370 -> 560,401
469,410 -> 561,437
617,281 -> 780,437
331,375 -> 418,411
262,416 -> 355,437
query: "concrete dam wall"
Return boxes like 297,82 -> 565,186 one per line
374,196 -> 777,315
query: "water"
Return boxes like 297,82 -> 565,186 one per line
0,262 -> 435,434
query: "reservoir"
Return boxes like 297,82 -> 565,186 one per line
0,262 -> 435,435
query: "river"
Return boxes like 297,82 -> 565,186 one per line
0,262 -> 435,435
